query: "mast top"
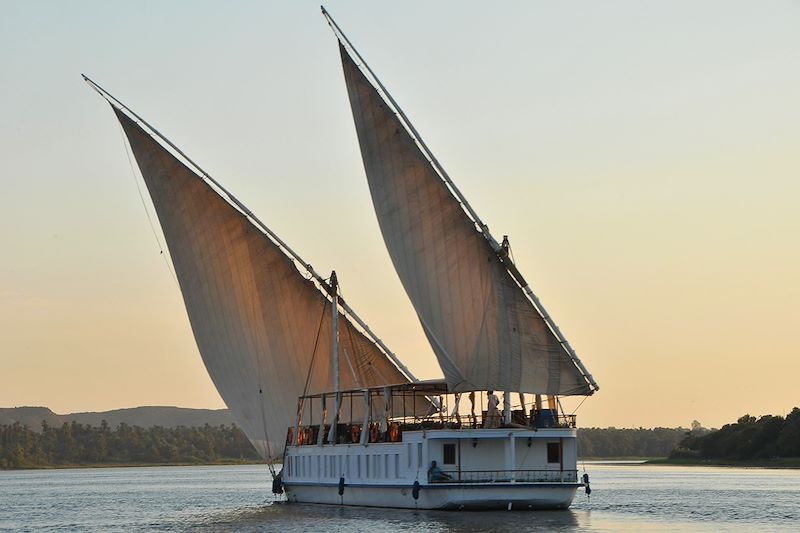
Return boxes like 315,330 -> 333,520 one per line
329,270 -> 338,295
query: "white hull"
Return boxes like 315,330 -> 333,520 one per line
284,482 -> 579,510
282,427 -> 583,510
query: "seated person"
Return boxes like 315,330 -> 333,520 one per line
427,460 -> 452,482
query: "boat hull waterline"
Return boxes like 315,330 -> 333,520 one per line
284,482 -> 580,510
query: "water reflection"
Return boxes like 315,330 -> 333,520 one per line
186,502 -> 582,533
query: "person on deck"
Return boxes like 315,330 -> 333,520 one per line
468,391 -> 476,428
427,460 -> 451,482
484,390 -> 500,428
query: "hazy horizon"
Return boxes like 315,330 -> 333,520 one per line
2,1 -> 798,429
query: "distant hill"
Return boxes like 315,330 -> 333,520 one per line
0,406 -> 236,431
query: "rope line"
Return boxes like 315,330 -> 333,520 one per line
116,116 -> 179,287
301,300 -> 330,400
570,395 -> 589,416
255,376 -> 276,477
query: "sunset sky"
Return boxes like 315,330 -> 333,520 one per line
1,1 -> 798,429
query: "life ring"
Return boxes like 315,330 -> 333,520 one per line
350,424 -> 361,443
296,427 -> 305,445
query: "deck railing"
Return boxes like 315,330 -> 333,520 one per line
287,412 -> 577,446
391,412 -> 577,430
430,469 -> 578,484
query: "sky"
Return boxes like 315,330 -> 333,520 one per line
1,1 -> 798,429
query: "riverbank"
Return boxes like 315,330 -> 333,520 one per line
0,421 -> 262,469
0,458 -> 267,471
647,457 -> 800,469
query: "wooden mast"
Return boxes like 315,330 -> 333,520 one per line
327,271 -> 340,443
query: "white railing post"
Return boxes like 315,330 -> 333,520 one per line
508,433 -> 516,482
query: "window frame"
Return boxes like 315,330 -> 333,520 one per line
546,442 -> 561,464
442,442 -> 457,465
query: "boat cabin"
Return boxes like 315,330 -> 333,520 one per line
282,380 -> 580,490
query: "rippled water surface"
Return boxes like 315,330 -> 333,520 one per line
1,463 -> 798,532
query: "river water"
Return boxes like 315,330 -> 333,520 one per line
0,463 -> 797,532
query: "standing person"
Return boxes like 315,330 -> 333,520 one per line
468,391 -> 476,428
484,390 -> 500,428
451,393 -> 462,427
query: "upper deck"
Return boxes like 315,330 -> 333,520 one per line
286,379 -> 576,448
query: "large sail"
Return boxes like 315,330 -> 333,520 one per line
113,108 -> 412,459
337,42 -> 594,395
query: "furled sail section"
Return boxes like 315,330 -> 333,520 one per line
337,42 -> 595,396
113,108 -> 411,459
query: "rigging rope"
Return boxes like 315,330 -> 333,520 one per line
570,395 -> 589,416
281,299 -> 330,466
289,300 -> 330,443
255,380 -> 275,478
115,116 -> 179,287
249,300 -> 276,476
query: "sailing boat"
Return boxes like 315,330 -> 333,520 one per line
279,9 -> 598,509
87,4 -> 598,511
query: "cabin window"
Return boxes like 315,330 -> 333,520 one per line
417,443 -> 423,467
547,442 -> 560,464
443,443 -> 456,465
